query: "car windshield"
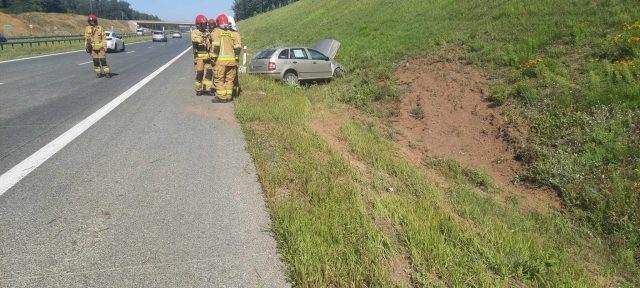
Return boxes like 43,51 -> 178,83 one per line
253,49 -> 276,59
106,32 -> 111,37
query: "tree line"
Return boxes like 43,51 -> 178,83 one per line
232,0 -> 298,21
0,0 -> 160,21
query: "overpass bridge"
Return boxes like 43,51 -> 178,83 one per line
134,20 -> 193,32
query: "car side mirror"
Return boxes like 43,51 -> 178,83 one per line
324,57 -> 330,61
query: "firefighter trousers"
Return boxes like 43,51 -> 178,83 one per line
214,61 -> 237,100
90,48 -> 110,75
193,56 -> 211,92
204,63 -> 214,91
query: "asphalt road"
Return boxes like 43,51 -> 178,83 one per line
0,38 -> 288,286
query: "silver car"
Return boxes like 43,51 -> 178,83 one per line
152,31 -> 167,42
249,39 -> 344,85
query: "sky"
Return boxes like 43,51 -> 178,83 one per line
126,0 -> 235,22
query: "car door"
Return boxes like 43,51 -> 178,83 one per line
308,49 -> 333,79
289,48 -> 312,79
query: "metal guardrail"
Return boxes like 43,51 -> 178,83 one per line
8,34 -> 86,40
0,33 -> 140,50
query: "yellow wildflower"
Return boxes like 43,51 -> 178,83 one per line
623,23 -> 640,30
627,36 -> 640,45
616,60 -> 637,67
524,58 -> 543,69
614,33 -> 623,43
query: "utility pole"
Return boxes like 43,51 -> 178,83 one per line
89,0 -> 93,13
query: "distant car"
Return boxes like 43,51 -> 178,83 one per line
249,39 -> 344,85
171,31 -> 182,38
0,33 -> 7,43
152,31 -> 167,42
136,28 -> 144,36
105,31 -> 125,52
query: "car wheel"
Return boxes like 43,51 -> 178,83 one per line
121,43 -> 125,52
284,72 -> 299,86
113,44 -> 117,53
333,67 -> 344,78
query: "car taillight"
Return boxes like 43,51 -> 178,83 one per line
268,61 -> 277,71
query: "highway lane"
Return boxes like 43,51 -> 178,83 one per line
0,38 -> 189,174
0,39 -> 288,285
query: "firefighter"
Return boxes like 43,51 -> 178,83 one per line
84,13 -> 111,78
203,18 -> 217,94
191,14 -> 210,96
230,24 -> 241,97
211,14 -> 242,102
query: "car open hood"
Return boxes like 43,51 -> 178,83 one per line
314,39 -> 340,59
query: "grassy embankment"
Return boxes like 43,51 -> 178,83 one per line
235,0 -> 639,286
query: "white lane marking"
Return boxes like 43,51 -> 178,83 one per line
148,46 -> 153,48
126,51 -> 136,54
78,61 -> 93,66
0,50 -> 84,64
0,46 -> 193,196
126,40 -> 151,45
0,83 -> 4,85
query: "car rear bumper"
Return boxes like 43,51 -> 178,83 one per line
250,71 -> 281,79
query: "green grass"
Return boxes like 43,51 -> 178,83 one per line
0,35 -> 150,61
237,73 -> 636,286
234,0 -> 640,285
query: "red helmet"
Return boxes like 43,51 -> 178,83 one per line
207,18 -> 216,30
88,13 -> 98,25
216,14 -> 229,26
195,14 -> 207,30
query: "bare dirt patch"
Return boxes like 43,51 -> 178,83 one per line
391,54 -> 560,211
184,100 -> 239,128
310,106 -> 371,176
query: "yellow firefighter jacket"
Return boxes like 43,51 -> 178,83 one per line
84,25 -> 106,50
211,28 -> 241,65
191,29 -> 210,58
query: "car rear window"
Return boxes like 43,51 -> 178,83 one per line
254,49 -> 276,59
106,32 -> 111,37
153,31 -> 163,35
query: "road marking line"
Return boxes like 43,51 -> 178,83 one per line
127,40 -> 151,45
126,51 -> 136,54
0,46 -> 193,196
78,61 -> 92,65
0,50 -> 84,64
0,83 -> 4,85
